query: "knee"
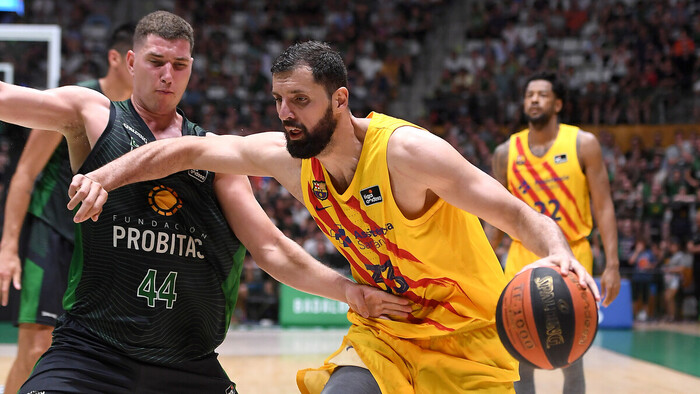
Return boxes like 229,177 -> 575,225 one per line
321,366 -> 380,394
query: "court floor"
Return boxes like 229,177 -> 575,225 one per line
0,322 -> 697,393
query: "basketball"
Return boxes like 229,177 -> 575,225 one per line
496,266 -> 598,370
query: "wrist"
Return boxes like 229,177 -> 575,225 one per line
604,259 -> 620,270
0,239 -> 18,253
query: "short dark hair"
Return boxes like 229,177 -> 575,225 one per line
271,41 -> 348,96
525,71 -> 565,103
134,10 -> 194,54
108,22 -> 135,55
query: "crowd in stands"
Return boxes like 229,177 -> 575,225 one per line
0,0 -> 698,325
427,0 -> 700,172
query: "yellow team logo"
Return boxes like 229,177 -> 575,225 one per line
148,185 -> 183,216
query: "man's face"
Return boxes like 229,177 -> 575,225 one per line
523,79 -> 561,128
128,34 -> 192,114
272,67 -> 337,159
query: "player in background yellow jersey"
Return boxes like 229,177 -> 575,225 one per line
491,71 -> 621,394
66,42 -> 599,394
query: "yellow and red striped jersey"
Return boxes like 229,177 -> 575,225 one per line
506,124 -> 592,242
300,112 -> 508,338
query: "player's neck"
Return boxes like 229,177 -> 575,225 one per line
317,115 -> 365,194
528,118 -> 560,144
131,98 -> 182,138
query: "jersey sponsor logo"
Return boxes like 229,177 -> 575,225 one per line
554,153 -> 568,164
122,122 -> 149,145
354,223 -> 394,239
328,223 -> 394,250
110,215 -> 209,259
312,180 -> 328,200
329,226 -> 353,247
360,185 -> 383,206
187,169 -> 209,183
148,185 -> 183,216
112,225 -> 205,259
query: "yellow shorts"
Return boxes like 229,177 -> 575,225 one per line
504,238 -> 593,279
297,323 -> 518,394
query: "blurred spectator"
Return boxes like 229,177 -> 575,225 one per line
630,238 -> 661,321
662,237 -> 692,321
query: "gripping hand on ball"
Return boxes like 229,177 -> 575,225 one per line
519,254 -> 600,303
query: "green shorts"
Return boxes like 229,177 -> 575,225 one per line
16,216 -> 73,326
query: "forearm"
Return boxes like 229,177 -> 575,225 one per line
254,235 -> 353,303
89,138 -> 194,191
513,205 -> 572,258
595,204 -> 620,270
0,172 -> 34,253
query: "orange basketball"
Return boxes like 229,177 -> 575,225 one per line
495,266 -> 598,369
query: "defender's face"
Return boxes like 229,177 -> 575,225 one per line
129,34 -> 192,114
272,66 -> 337,158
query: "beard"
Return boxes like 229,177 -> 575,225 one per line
284,105 -> 337,159
525,107 -> 555,129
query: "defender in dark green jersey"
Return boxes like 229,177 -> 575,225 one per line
0,24 -> 134,394
0,11 -> 408,393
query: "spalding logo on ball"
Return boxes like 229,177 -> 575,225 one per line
496,266 -> 598,369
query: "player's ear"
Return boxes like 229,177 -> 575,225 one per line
333,87 -> 348,111
107,49 -> 121,67
126,50 -> 135,75
555,98 -> 563,113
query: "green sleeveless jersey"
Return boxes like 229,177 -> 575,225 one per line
27,79 -> 102,242
62,100 -> 246,364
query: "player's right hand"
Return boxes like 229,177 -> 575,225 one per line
68,174 -> 109,223
0,249 -> 22,306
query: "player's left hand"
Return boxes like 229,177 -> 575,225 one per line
345,283 -> 412,319
599,266 -> 621,307
519,254 -> 601,302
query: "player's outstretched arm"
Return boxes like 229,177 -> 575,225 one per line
215,173 -> 412,319
0,130 -> 64,305
68,132 -> 299,222
387,126 -> 599,300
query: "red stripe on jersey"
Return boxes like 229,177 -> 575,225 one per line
344,196 -> 472,319
305,178 -> 465,330
345,197 -> 421,264
509,138 -> 550,216
542,161 -> 585,223
514,137 -> 580,236
311,158 -> 325,180
307,185 -> 376,286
